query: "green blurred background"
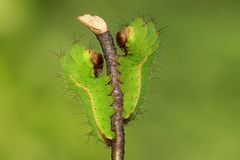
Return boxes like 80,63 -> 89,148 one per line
1,0 -> 240,160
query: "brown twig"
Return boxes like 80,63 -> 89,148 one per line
78,14 -> 125,160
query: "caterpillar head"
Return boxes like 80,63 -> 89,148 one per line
89,49 -> 103,77
116,27 -> 132,54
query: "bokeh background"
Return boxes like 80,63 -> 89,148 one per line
1,0 -> 240,160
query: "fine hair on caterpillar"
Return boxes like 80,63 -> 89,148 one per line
49,46 -> 67,60
64,31 -> 83,46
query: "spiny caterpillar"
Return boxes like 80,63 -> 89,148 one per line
60,18 -> 160,144
61,46 -> 115,143
117,18 -> 160,122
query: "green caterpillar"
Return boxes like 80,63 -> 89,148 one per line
117,18 -> 160,121
60,46 -> 115,143
60,18 -> 160,144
